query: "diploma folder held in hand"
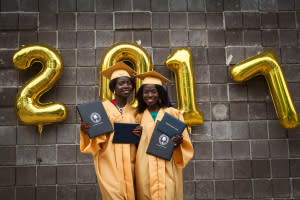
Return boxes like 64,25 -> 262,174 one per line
112,123 -> 140,144
146,121 -> 175,161
157,112 -> 187,137
146,113 -> 187,161
76,100 -> 113,138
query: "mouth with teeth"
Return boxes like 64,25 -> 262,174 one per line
122,89 -> 130,94
145,98 -> 155,105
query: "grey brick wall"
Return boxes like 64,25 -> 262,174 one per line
0,0 -> 300,199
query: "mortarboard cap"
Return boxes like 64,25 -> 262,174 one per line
135,71 -> 171,86
102,62 -> 136,80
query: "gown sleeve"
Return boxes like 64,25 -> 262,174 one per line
172,111 -> 194,168
80,122 -> 107,156
135,113 -> 143,124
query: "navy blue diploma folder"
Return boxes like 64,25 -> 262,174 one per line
76,100 -> 113,138
146,113 -> 187,161
113,123 -> 140,144
146,121 -> 175,161
157,112 -> 187,137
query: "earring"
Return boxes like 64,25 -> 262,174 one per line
113,90 -> 116,94
158,98 -> 162,104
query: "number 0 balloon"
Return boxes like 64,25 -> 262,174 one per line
13,44 -> 67,134
100,42 -> 153,106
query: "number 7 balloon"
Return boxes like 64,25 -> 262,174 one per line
230,50 -> 299,129
13,44 -> 67,134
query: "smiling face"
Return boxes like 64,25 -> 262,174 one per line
114,76 -> 133,99
142,84 -> 159,108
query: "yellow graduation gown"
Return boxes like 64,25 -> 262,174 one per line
135,107 -> 194,200
80,100 -> 137,200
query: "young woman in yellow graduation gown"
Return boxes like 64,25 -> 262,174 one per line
135,71 -> 194,200
80,62 -> 142,200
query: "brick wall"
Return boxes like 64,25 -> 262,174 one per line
0,0 -> 300,199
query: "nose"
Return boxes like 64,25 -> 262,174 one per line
125,82 -> 131,88
146,92 -> 154,97
122,82 -> 132,90
121,82 -> 128,87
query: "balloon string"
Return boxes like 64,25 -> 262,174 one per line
36,128 -> 42,200
187,126 -> 192,135
37,132 -> 42,165
38,124 -> 43,135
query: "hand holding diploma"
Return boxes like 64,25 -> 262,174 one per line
80,119 -> 91,134
132,125 -> 142,138
172,135 -> 183,147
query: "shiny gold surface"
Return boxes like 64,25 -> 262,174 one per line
99,42 -> 153,106
230,50 -> 299,129
13,44 -> 67,133
165,48 -> 204,128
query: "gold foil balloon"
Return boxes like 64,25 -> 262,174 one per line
165,48 -> 204,131
230,50 -> 299,129
100,42 -> 153,106
13,44 -> 67,134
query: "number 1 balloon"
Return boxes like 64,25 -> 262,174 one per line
165,48 -> 204,131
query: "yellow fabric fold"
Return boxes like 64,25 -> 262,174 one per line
135,107 -> 194,200
80,100 -> 137,200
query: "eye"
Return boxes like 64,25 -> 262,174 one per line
117,81 -> 125,85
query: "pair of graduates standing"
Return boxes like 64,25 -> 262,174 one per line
80,62 -> 194,200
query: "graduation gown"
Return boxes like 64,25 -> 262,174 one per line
80,100 -> 137,200
135,107 -> 194,200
